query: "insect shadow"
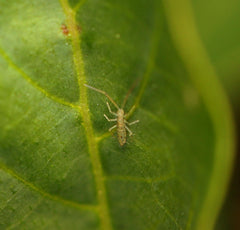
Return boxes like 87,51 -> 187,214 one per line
84,83 -> 139,146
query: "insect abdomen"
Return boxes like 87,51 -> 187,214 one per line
117,109 -> 126,146
117,124 -> 126,146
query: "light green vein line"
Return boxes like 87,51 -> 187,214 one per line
73,0 -> 87,12
185,195 -> 196,230
106,173 -> 174,184
139,107 -> 179,134
59,1 -> 112,230
0,187 -> 23,211
95,132 -> 111,143
162,1 -> 235,230
153,194 -> 182,230
133,4 -> 162,111
0,47 -> 78,110
158,202 -> 182,230
6,198 -> 43,230
0,163 -> 96,211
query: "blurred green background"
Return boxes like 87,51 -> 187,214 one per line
192,0 -> 240,229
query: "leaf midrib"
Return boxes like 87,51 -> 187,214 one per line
59,0 -> 112,229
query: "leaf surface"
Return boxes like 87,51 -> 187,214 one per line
0,0 -> 234,229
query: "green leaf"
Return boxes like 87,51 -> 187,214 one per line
0,0 -> 235,229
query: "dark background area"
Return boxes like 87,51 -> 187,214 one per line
216,104 -> 240,230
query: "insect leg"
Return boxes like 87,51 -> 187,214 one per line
125,120 -> 139,126
106,102 -> 117,116
125,126 -> 133,136
109,125 -> 117,132
104,114 -> 117,122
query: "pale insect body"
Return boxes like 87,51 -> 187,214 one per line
84,84 -> 139,146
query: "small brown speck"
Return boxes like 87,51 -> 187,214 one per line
61,24 -> 69,36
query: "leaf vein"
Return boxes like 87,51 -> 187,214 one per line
0,187 -> 24,211
0,47 -> 79,110
152,191 -> 183,230
133,6 -> 162,110
105,174 -> 174,183
0,162 -> 97,212
6,198 -> 43,230
73,0 -> 87,12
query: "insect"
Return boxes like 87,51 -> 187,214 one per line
84,84 -> 139,146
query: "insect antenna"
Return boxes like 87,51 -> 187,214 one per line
84,84 -> 120,110
121,77 -> 141,108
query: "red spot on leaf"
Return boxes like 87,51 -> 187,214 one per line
61,24 -> 69,36
61,23 -> 82,36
